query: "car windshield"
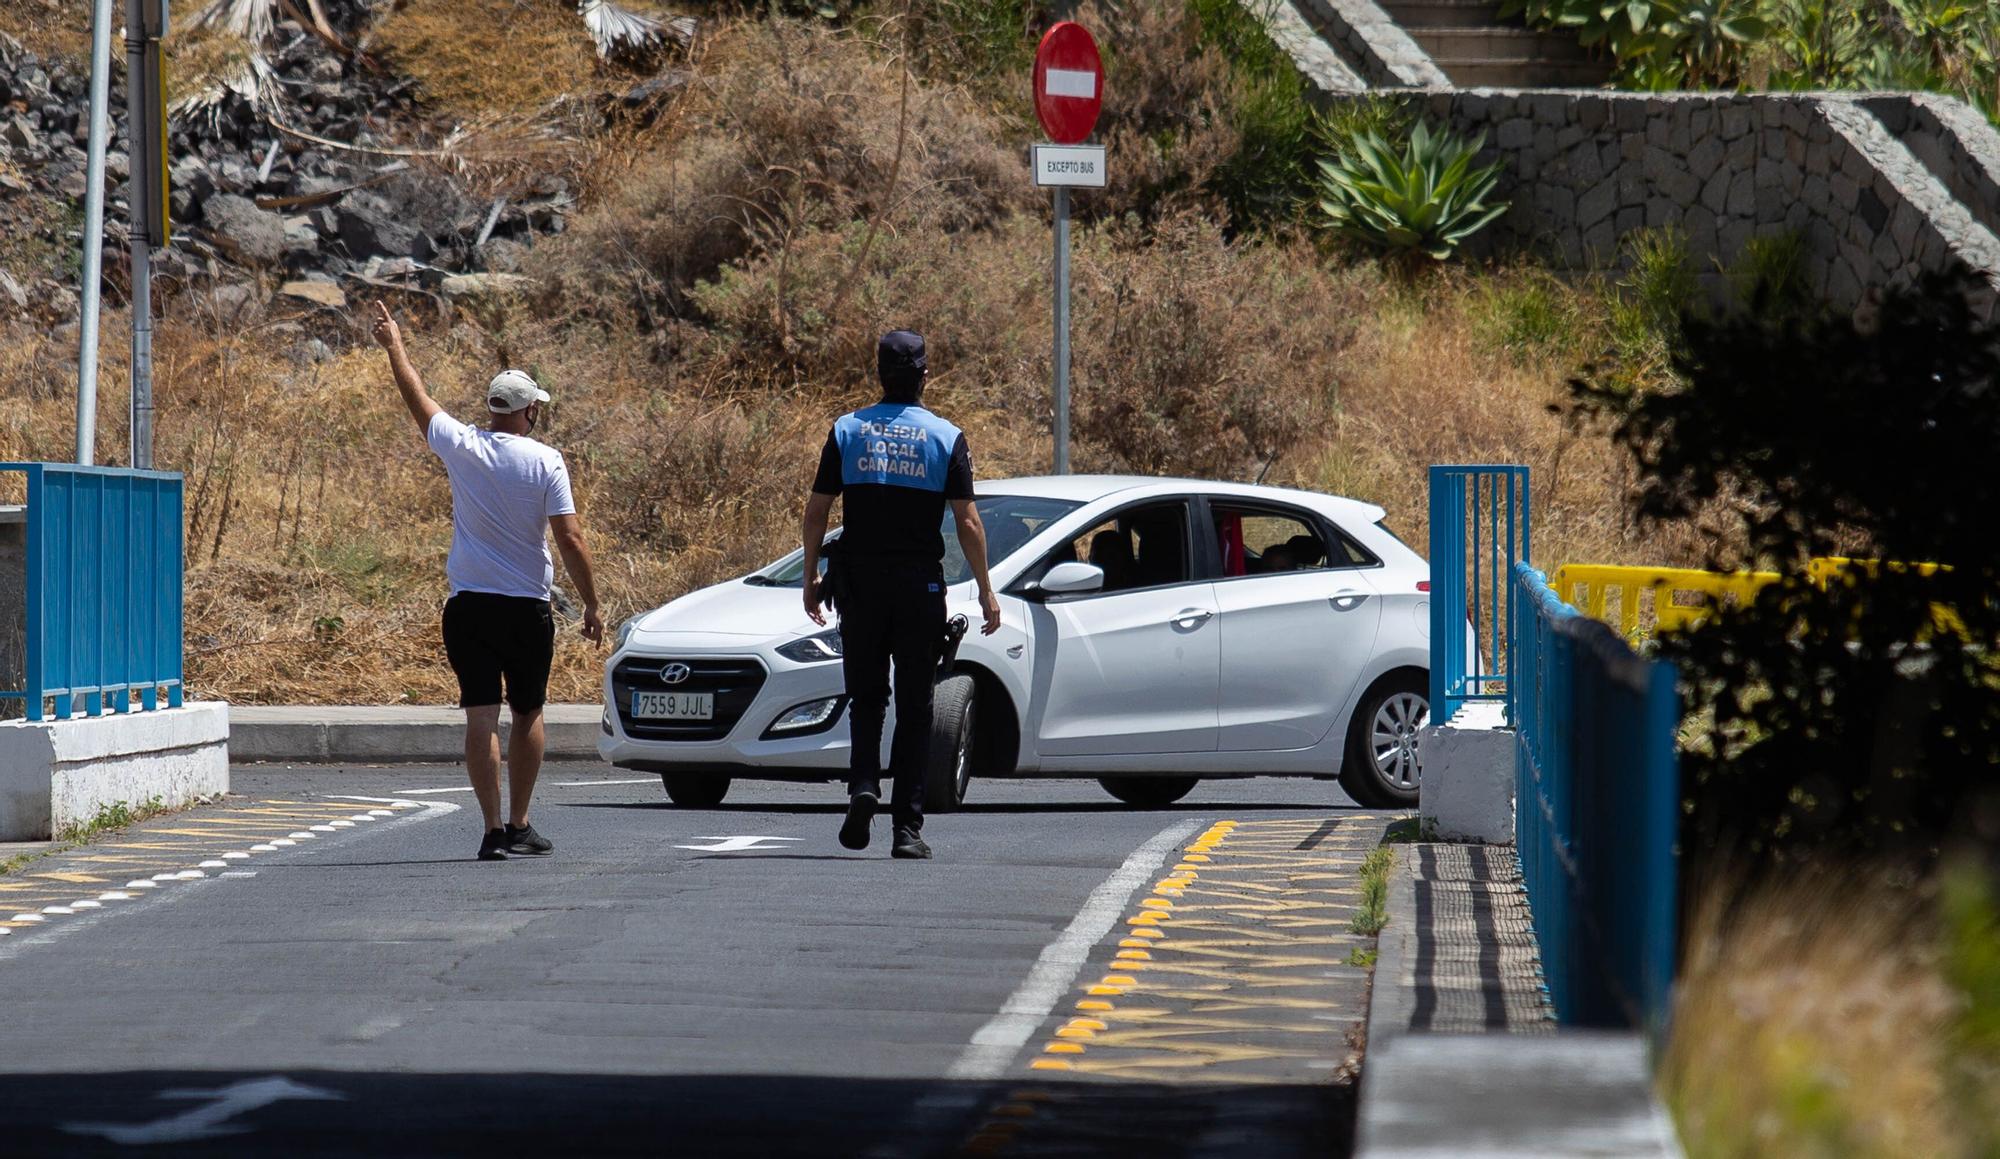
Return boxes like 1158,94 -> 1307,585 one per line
749,495 -> 1082,588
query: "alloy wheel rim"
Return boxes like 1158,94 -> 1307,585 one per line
1370,692 -> 1429,791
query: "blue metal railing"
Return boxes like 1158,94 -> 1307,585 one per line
0,463 -> 184,721
1428,465 -> 1530,723
1511,562 -> 1679,1030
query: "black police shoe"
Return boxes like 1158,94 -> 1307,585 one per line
891,827 -> 932,860
840,791 -> 879,851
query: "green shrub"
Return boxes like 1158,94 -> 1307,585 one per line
1473,268 -> 1591,366
1189,0 -> 1317,231
1727,230 -> 1811,319
1311,120 -> 1509,261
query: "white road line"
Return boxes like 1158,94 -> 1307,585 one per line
389,786 -> 476,795
946,817 -> 1202,1080
552,778 -> 657,787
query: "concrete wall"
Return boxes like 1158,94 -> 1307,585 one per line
0,703 -> 229,840
1418,88 -> 2000,317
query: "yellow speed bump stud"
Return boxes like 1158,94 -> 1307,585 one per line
1115,950 -> 1151,961
1044,1042 -> 1085,1054
1086,986 -> 1125,996
1118,938 -> 1152,949
1140,898 -> 1173,910
1129,927 -> 1165,939
1129,913 -> 1164,925
1182,854 -> 1211,863
1103,975 -> 1138,987
1066,1018 -> 1107,1031
1029,1059 -> 1073,1071
1054,1026 -> 1094,1040
1077,999 -> 1115,1011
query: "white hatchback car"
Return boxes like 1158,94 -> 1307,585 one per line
600,476 -> 1434,810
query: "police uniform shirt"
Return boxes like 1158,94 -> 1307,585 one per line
812,402 -> 975,561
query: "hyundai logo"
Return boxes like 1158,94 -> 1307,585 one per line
660,663 -> 693,685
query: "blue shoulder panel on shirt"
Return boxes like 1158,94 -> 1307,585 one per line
835,403 -> 961,492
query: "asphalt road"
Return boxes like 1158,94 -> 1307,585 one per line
0,766 -> 1385,1158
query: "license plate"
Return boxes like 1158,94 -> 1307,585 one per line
631,690 -> 714,720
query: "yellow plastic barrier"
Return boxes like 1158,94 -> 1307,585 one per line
1548,564 -> 1780,639
1552,558 -> 1958,640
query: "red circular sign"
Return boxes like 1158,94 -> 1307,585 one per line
1033,22 -> 1103,145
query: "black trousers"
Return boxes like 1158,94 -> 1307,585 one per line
838,559 -> 947,832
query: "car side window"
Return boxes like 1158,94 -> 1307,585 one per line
1211,505 -> 1329,576
1034,501 -> 1194,594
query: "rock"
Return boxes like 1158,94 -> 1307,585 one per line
279,280 -> 346,309
35,279 -> 79,321
478,237 -> 529,273
106,150 -> 128,182
3,114 -> 35,150
337,192 -> 433,261
0,270 -> 27,312
440,272 -> 534,300
203,194 -> 287,265
171,157 -> 217,213
281,215 -> 319,256
621,69 -> 691,108
208,280 -> 262,322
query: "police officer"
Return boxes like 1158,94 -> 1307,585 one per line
802,330 -> 1003,859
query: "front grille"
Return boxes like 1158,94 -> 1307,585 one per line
612,657 -> 768,741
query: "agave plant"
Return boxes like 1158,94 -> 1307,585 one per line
1311,120 -> 1509,262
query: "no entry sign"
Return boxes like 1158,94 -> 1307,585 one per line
1033,22 -> 1102,145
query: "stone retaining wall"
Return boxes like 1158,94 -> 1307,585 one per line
1862,93 -> 2000,242
1415,87 -> 2000,316
1293,0 -> 1447,88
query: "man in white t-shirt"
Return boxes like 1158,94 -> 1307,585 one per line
371,301 -> 605,862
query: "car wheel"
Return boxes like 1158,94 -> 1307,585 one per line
1340,674 -> 1429,808
660,773 -> 731,808
925,674 -> 975,814
1097,777 -> 1200,807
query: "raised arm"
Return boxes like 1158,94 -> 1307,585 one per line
549,513 -> 604,644
951,498 -> 1003,636
370,300 -> 443,437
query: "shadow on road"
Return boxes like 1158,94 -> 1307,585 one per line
555,799 -> 1352,816
1,1070 -> 1357,1158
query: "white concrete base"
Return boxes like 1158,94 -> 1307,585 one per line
1420,701 -> 1515,844
0,702 -> 229,840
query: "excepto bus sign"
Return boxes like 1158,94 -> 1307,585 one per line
1032,144 -> 1106,188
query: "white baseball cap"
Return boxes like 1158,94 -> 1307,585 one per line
486,369 -> 550,413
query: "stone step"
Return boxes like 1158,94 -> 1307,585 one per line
1437,57 -> 1614,86
1406,26 -> 1597,61
1377,0 -> 1508,26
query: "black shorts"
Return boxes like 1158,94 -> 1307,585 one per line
442,592 -> 555,712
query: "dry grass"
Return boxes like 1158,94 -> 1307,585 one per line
1663,866 -> 1998,1158
0,0 -> 88,58
375,0 -> 607,123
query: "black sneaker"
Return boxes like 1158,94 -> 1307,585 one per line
840,791 -> 879,851
477,828 -> 510,861
891,828 -> 932,860
505,822 -> 553,856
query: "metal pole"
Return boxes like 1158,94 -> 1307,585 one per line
125,0 -> 153,470
75,0 -> 117,466
1052,186 -> 1070,475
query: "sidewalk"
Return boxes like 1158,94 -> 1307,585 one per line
1357,843 -> 1684,1157
227,704 -> 604,764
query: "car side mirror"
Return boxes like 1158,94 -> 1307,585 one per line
1033,562 -> 1105,598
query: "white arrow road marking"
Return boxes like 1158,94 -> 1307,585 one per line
673,836 -> 805,853
1044,67 -> 1097,98
62,1076 -> 345,1144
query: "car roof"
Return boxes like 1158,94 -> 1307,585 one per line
976,474 -> 1388,526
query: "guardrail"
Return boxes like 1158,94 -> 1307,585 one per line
0,463 -> 184,721
1510,562 -> 1679,1030
1428,465 -> 1530,723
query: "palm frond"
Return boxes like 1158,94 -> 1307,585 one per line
577,2 -> 693,60
184,0 -> 276,43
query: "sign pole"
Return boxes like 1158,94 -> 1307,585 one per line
75,0 -> 116,465
124,0 -> 161,469
1052,185 -> 1070,475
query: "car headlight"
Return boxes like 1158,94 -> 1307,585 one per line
762,697 -> 846,737
615,615 -> 642,650
776,628 -> 844,664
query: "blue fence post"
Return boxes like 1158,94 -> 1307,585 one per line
2,463 -> 185,721
1428,465 -> 1531,724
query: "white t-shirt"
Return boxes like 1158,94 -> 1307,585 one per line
427,412 -> 576,600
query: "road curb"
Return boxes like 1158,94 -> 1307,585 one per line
227,705 -> 604,765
